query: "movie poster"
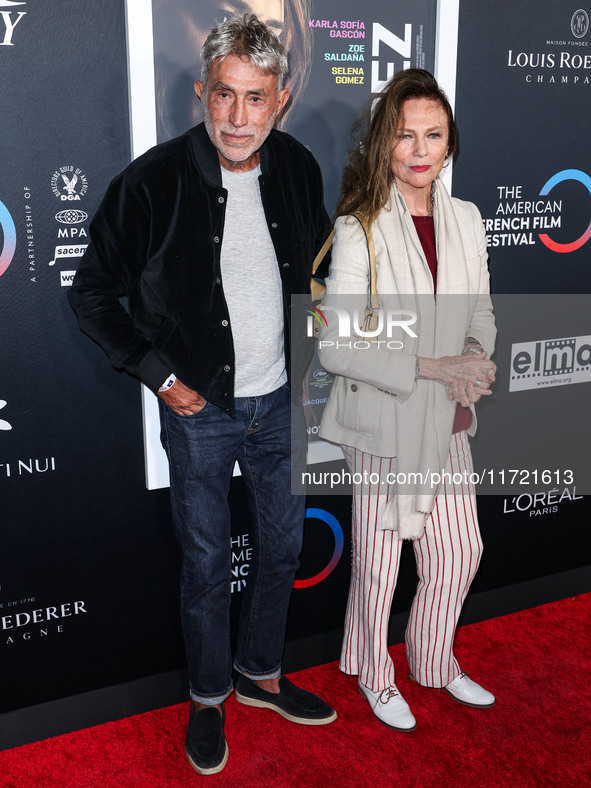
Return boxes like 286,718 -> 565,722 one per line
143,0 -> 438,484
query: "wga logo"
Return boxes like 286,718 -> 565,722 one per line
0,400 -> 12,431
0,199 -> 16,277
0,1 -> 26,46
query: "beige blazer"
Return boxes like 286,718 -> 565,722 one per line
318,180 -> 496,482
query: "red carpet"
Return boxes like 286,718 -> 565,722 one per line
2,593 -> 590,787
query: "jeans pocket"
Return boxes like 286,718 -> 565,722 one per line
166,400 -> 210,420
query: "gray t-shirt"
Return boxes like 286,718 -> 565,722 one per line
220,165 -> 286,397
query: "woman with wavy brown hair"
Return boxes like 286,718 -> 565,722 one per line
319,69 -> 497,732
152,0 -> 312,141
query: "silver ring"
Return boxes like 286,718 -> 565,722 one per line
475,379 -> 482,388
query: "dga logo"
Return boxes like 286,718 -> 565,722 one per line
55,209 -> 88,225
510,334 -> 591,391
0,399 -> 12,431
0,199 -> 16,277
51,166 -> 88,201
293,508 -> 344,589
538,170 -> 591,253
0,1 -> 26,47
571,9 -> 589,38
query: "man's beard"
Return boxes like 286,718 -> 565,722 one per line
203,103 -> 276,164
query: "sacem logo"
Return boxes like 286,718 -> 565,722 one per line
0,199 -> 16,277
293,508 -> 344,589
538,169 -> 591,253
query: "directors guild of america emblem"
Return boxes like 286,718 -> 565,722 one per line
50,166 -> 88,201
571,9 -> 589,38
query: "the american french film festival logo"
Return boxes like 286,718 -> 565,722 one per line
305,304 -> 418,349
510,334 -> 591,392
0,198 -> 16,277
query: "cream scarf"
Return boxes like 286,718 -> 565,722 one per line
375,180 -> 478,539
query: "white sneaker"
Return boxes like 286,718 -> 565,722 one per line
443,672 -> 495,708
358,682 -> 417,731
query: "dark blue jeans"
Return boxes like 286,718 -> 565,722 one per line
159,385 -> 305,705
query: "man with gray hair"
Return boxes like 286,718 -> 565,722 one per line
69,13 -> 335,776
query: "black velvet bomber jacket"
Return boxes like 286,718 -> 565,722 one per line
68,123 -> 329,415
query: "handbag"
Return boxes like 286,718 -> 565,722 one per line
310,213 -> 379,340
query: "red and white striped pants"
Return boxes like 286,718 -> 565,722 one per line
340,431 -> 483,690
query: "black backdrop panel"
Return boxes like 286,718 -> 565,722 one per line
2,0 -> 589,724
0,0 -> 186,713
453,0 -> 591,293
453,0 -> 591,599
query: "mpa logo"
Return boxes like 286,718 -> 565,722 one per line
510,334 -> 591,392
0,198 -> 16,277
51,166 -> 88,201
55,209 -> 88,225
571,9 -> 589,38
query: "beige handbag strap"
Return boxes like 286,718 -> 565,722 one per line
311,214 -> 377,301
311,230 -> 334,278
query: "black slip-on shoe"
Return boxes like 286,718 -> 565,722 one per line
185,703 -> 229,775
235,675 -> 337,725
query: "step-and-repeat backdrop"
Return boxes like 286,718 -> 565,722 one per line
453,1 -> 591,593
1,0 -> 589,716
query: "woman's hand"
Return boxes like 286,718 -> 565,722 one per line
418,351 -> 496,397
447,379 -> 489,406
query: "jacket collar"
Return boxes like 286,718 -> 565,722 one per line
188,122 -> 275,186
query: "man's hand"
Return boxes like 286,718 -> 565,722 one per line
158,378 -> 206,416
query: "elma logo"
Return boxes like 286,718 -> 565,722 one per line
538,169 -> 591,253
293,508 -> 344,589
510,334 -> 591,392
0,199 -> 16,276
